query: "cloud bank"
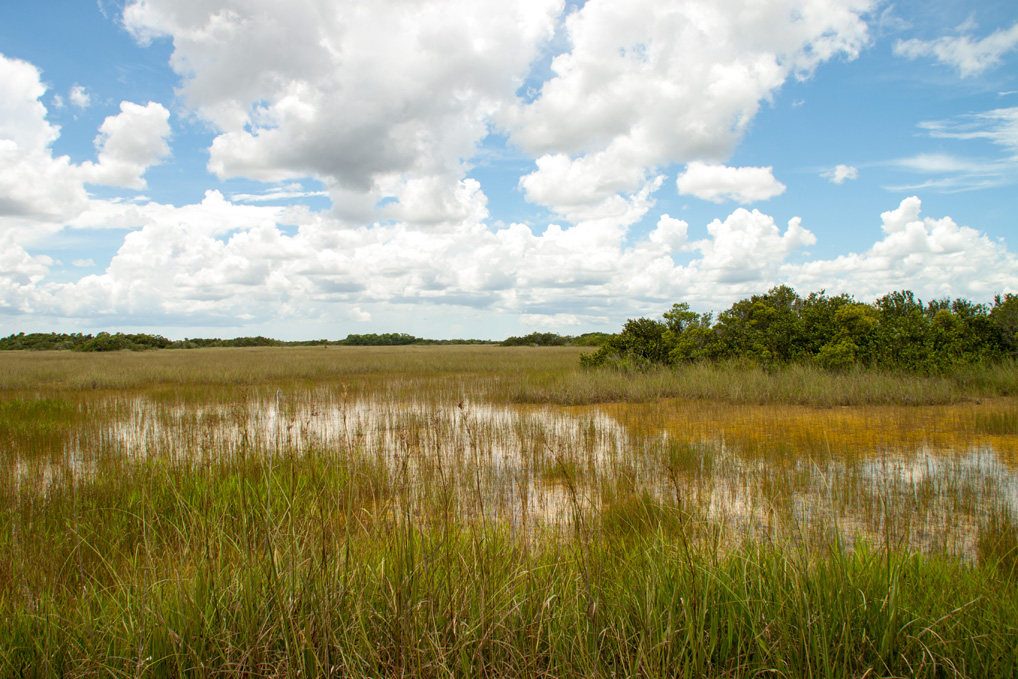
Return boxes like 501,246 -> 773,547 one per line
1,1 -> 1015,337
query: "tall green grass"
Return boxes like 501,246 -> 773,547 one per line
505,359 -> 1018,406
2,347 -> 1017,677
3,452 -> 1016,678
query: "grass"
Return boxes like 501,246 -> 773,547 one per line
1,346 -> 1017,677
506,359 -> 1018,407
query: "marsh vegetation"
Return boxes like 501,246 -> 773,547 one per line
2,346 -> 1016,677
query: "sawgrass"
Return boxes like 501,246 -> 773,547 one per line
1,346 -> 1017,677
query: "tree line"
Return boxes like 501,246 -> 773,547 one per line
581,287 -> 1018,373
0,332 -> 498,352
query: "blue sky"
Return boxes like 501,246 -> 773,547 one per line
1,0 -> 1016,340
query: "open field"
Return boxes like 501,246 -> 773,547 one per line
2,347 -> 1017,677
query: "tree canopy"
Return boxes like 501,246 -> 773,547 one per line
581,287 -> 1018,373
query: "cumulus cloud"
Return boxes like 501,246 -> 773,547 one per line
518,150 -> 665,224
520,313 -> 583,328
791,196 -> 1018,300
822,164 -> 859,184
0,54 -> 61,152
79,101 -> 172,189
518,150 -> 652,214
349,307 -> 371,323
0,232 -> 52,282
69,84 -> 92,109
120,0 -> 872,226
894,22 -> 1018,78
691,209 -> 815,284
507,0 -> 871,213
123,0 -> 563,224
0,54 -> 89,223
0,53 -> 176,227
0,141 -> 89,223
676,162 -> 786,203
648,215 -> 690,252
3,188 -> 1014,333
0,190 -> 814,328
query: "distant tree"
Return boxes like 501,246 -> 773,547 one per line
502,332 -> 570,347
572,332 -> 611,347
580,317 -> 668,369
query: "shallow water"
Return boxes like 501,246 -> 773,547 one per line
7,392 -> 1018,556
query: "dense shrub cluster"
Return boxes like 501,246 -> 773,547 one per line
177,336 -> 283,348
502,332 -> 611,347
582,287 -> 1018,373
0,332 -> 173,352
502,332 -> 571,346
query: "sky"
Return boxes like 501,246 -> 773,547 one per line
0,0 -> 1016,341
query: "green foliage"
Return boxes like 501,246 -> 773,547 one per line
991,293 -> 1018,355
580,317 -> 670,369
502,332 -> 612,347
1,332 -> 499,352
0,332 -> 87,351
571,332 -> 612,347
583,287 -> 1017,374
502,332 -> 570,346
0,331 -> 172,352
338,332 -> 419,346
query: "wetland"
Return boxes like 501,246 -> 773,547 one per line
2,346 -> 1017,677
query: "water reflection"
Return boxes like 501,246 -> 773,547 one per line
9,392 -> 1018,557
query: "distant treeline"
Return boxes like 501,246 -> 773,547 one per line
336,333 -> 493,346
0,332 -> 497,352
582,287 -> 1018,373
501,331 -> 611,347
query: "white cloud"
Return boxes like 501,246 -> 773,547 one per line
506,0 -> 871,214
119,0 -> 872,226
123,0 -> 563,225
519,150 -> 651,213
0,142 -> 89,222
0,232 -> 52,282
894,22 -> 1018,78
649,215 -> 689,252
0,190 -> 814,327
69,84 -> 92,109
885,109 -> 1018,192
691,209 -> 815,284
377,176 -> 490,230
676,162 -> 786,203
518,150 -> 664,223
3,189 -> 1014,333
0,54 -> 61,152
79,101 -> 172,189
919,107 -> 1018,156
0,54 -> 89,223
0,55 -> 176,226
822,164 -> 859,184
791,196 -> 1018,300
72,259 -> 95,267
349,307 -> 371,323
520,313 -> 583,328
230,183 -> 327,203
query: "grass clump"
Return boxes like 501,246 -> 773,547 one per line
507,359 -> 1018,407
